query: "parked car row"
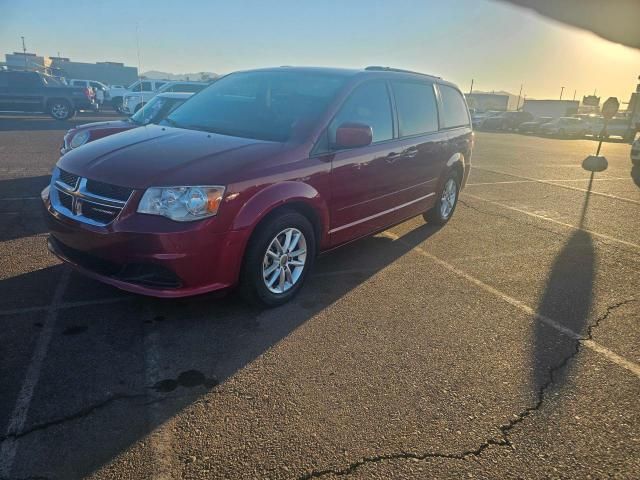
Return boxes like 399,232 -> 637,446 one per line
474,110 -> 637,141
43,66 -> 473,306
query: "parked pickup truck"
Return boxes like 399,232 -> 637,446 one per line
0,70 -> 97,120
122,81 -> 207,114
108,79 -> 167,113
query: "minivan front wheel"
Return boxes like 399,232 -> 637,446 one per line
424,171 -> 460,225
240,211 -> 316,307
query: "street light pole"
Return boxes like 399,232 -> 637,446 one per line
21,36 -> 27,69
516,83 -> 523,111
469,78 -> 474,95
560,86 -> 565,100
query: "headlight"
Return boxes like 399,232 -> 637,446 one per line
137,186 -> 225,222
69,130 -> 90,149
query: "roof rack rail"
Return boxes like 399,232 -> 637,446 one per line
364,66 -> 441,79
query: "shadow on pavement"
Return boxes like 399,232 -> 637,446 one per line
0,175 -> 50,242
532,172 -> 596,393
0,221 -> 442,479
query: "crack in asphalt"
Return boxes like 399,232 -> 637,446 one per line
297,298 -> 635,479
458,198 -> 569,240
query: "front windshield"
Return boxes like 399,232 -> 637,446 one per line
163,70 -> 348,142
131,96 -> 184,125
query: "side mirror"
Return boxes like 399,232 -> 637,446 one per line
333,122 -> 373,149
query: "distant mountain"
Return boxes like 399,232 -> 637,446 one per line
142,70 -> 219,81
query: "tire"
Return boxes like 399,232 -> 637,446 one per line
112,97 -> 123,112
239,210 -> 316,307
48,99 -> 74,120
423,170 -> 460,226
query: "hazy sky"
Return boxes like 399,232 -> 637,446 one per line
1,0 -> 639,101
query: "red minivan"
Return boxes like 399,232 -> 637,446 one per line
43,66 -> 473,306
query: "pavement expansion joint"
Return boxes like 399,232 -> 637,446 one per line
297,297 -> 636,478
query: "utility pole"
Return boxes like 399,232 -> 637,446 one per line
573,89 -> 576,101
516,83 -> 523,111
469,78 -> 474,95
560,86 -> 565,100
21,36 -> 27,69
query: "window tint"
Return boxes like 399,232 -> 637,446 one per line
164,70 -> 347,142
72,80 -> 84,86
155,82 -> 166,90
140,82 -> 152,91
439,85 -> 470,128
329,81 -> 392,144
392,81 -> 438,136
8,72 -> 41,88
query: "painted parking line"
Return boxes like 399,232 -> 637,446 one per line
0,296 -> 133,317
0,269 -> 70,478
466,177 -> 629,186
383,231 -> 640,378
462,192 -> 640,251
471,167 -> 640,205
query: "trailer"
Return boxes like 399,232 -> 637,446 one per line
522,99 -> 579,119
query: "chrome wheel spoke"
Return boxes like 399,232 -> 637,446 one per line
263,262 -> 279,277
288,231 -> 301,253
267,269 -> 280,287
278,267 -> 286,291
289,248 -> 306,257
289,259 -> 304,267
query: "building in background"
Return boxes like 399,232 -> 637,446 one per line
4,52 -> 51,70
49,58 -> 138,86
465,93 -> 510,112
522,99 -> 579,118
3,52 -> 138,86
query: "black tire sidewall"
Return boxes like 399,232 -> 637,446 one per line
241,211 -> 316,307
49,100 -> 73,120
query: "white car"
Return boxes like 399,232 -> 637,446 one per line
69,79 -> 109,106
121,81 -> 207,115
108,79 -> 167,113
631,138 -> 640,165
539,117 -> 586,138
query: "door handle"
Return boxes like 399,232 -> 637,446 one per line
386,152 -> 402,163
403,146 -> 418,158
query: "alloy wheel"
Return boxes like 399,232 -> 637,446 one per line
262,227 -> 307,294
440,178 -> 458,219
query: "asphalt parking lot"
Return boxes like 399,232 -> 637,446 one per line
0,112 -> 638,479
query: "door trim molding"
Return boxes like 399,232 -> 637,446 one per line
329,192 -> 435,234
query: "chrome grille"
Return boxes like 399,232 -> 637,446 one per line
50,168 -> 131,226
58,169 -> 79,189
85,179 -> 133,202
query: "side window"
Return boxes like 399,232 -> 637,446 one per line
72,80 -> 84,87
392,81 -> 439,136
154,82 -> 166,90
329,81 -> 393,145
438,85 -> 470,129
183,84 -> 205,93
140,81 -> 152,91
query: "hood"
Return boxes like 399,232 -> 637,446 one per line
75,119 -> 133,131
58,125 -> 286,189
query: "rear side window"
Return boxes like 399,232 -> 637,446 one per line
72,80 -> 84,87
391,81 -> 438,136
329,81 -> 393,144
439,85 -> 470,128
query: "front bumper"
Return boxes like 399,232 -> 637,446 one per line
43,191 -> 248,298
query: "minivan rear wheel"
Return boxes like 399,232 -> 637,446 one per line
424,170 -> 460,225
239,211 -> 316,307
